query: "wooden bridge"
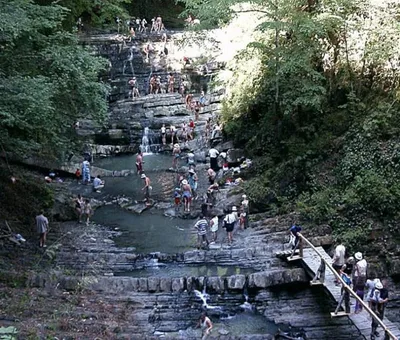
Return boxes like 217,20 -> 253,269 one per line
277,234 -> 400,340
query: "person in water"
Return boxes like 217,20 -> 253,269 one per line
197,313 -> 213,338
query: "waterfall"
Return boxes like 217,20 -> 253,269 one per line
122,46 -> 135,76
193,278 -> 221,310
140,127 -> 160,154
140,127 -> 151,154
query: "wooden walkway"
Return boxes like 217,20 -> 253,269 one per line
299,246 -> 400,340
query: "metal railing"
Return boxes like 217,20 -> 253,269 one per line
298,233 -> 398,340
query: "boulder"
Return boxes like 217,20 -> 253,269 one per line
147,277 -> 160,292
126,203 -> 149,214
206,276 -> 225,293
171,278 -> 185,292
227,148 -> 245,164
227,275 -> 246,290
159,278 -> 172,292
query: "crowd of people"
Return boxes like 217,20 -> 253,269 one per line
289,227 -> 391,340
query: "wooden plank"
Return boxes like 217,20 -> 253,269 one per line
287,255 -> 302,261
299,245 -> 400,340
310,280 -> 324,286
331,311 -> 351,318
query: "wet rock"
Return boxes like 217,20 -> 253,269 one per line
171,278 -> 185,292
194,151 -> 207,163
248,268 -> 307,288
147,277 -> 160,292
227,275 -> 246,290
206,276 -> 225,293
219,329 -> 230,335
138,278 -> 148,292
159,278 -> 172,292
126,203 -> 148,214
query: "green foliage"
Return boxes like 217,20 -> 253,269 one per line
36,0 -> 130,28
0,0 -> 107,161
187,0 -> 400,248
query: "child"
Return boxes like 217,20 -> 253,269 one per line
75,168 -> 81,182
174,187 -> 182,211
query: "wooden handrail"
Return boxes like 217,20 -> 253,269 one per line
298,233 -> 398,340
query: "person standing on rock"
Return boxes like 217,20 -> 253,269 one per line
136,150 -> 143,174
195,214 -> 209,249
81,159 -> 91,184
170,125 -> 177,144
161,124 -> 167,146
84,199 -> 93,226
168,73 -> 174,93
208,147 -> 219,172
210,215 -> 219,243
141,173 -> 152,205
36,211 -> 49,248
240,194 -> 249,229
172,143 -> 181,169
181,179 -> 192,212
332,241 -> 346,285
187,150 -> 196,168
223,207 -> 238,245
74,194 -> 84,224
188,168 -> 198,200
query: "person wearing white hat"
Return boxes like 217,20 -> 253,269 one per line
370,279 -> 389,339
141,173 -> 152,204
353,252 -> 368,313
181,179 -> 192,212
223,207 -> 238,245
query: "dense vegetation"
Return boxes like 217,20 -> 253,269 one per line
0,0 -> 111,163
181,0 -> 400,250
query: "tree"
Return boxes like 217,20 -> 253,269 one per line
0,0 -> 108,162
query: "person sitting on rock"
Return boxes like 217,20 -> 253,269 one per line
93,175 -> 105,192
207,166 -> 216,185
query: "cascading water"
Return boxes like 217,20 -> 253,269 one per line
140,127 -> 160,154
193,278 -> 221,311
140,127 -> 152,154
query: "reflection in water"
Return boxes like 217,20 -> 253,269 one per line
92,205 -> 195,254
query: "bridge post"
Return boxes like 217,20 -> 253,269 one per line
298,233 -> 398,340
